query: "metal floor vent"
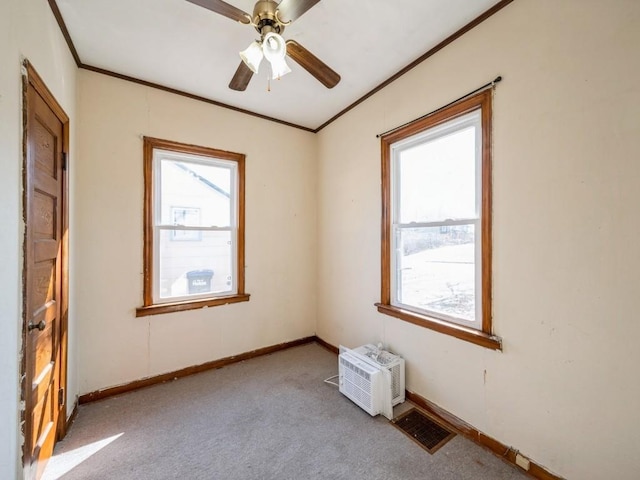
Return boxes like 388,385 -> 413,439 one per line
392,408 -> 456,454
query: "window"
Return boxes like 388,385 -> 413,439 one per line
136,137 -> 249,317
377,90 -> 500,350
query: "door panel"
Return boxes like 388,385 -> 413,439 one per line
32,190 -> 57,237
33,120 -> 57,177
30,261 -> 55,311
24,66 -> 67,480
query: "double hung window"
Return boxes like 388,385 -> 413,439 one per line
378,90 -> 500,349
137,137 -> 248,317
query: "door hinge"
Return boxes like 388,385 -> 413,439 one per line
58,388 -> 65,406
62,152 -> 67,171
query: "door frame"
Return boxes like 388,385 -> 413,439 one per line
20,59 -> 70,470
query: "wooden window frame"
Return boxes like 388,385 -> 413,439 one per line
376,90 -> 501,350
136,137 -> 249,317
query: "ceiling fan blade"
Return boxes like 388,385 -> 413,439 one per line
276,0 -> 321,22
185,0 -> 249,23
286,40 -> 340,89
229,61 -> 254,91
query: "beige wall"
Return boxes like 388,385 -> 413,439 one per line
316,1 -> 640,479
0,0 -> 78,478
76,70 -> 317,394
4,1 -> 639,478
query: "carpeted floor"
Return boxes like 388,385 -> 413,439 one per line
44,343 -> 527,479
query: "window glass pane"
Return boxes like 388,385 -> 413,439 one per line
160,159 -> 231,227
158,230 -> 233,299
396,225 -> 476,322
398,126 -> 477,224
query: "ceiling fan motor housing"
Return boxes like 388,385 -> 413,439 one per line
252,0 -> 285,35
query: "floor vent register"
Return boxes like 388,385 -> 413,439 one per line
392,408 -> 456,454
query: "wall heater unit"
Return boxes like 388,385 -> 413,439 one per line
338,344 -> 405,420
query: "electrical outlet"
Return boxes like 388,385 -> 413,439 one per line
515,453 -> 530,471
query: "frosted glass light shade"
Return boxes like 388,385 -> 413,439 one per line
269,56 -> 291,80
262,32 -> 287,62
239,41 -> 263,74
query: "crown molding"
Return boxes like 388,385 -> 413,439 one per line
47,0 -> 515,133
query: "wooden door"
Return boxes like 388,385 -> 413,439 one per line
23,62 -> 69,480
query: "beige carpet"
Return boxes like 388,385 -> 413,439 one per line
44,343 -> 527,479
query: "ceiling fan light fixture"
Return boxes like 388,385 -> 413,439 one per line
269,56 -> 291,80
261,32 -> 290,80
239,40 -> 264,74
262,32 -> 287,61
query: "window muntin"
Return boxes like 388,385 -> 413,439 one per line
378,90 -> 498,349
138,137 -> 248,316
391,111 -> 482,328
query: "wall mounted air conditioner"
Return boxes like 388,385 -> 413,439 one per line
338,344 -> 405,420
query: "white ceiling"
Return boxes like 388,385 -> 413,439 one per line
55,0 -> 504,130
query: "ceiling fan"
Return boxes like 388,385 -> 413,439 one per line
186,0 -> 341,91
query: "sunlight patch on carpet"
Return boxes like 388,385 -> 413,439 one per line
42,433 -> 124,480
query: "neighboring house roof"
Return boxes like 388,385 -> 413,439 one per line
174,163 -> 230,198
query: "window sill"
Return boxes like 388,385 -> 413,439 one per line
136,294 -> 250,317
375,303 -> 502,351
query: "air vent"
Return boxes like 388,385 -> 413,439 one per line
392,408 -> 455,454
